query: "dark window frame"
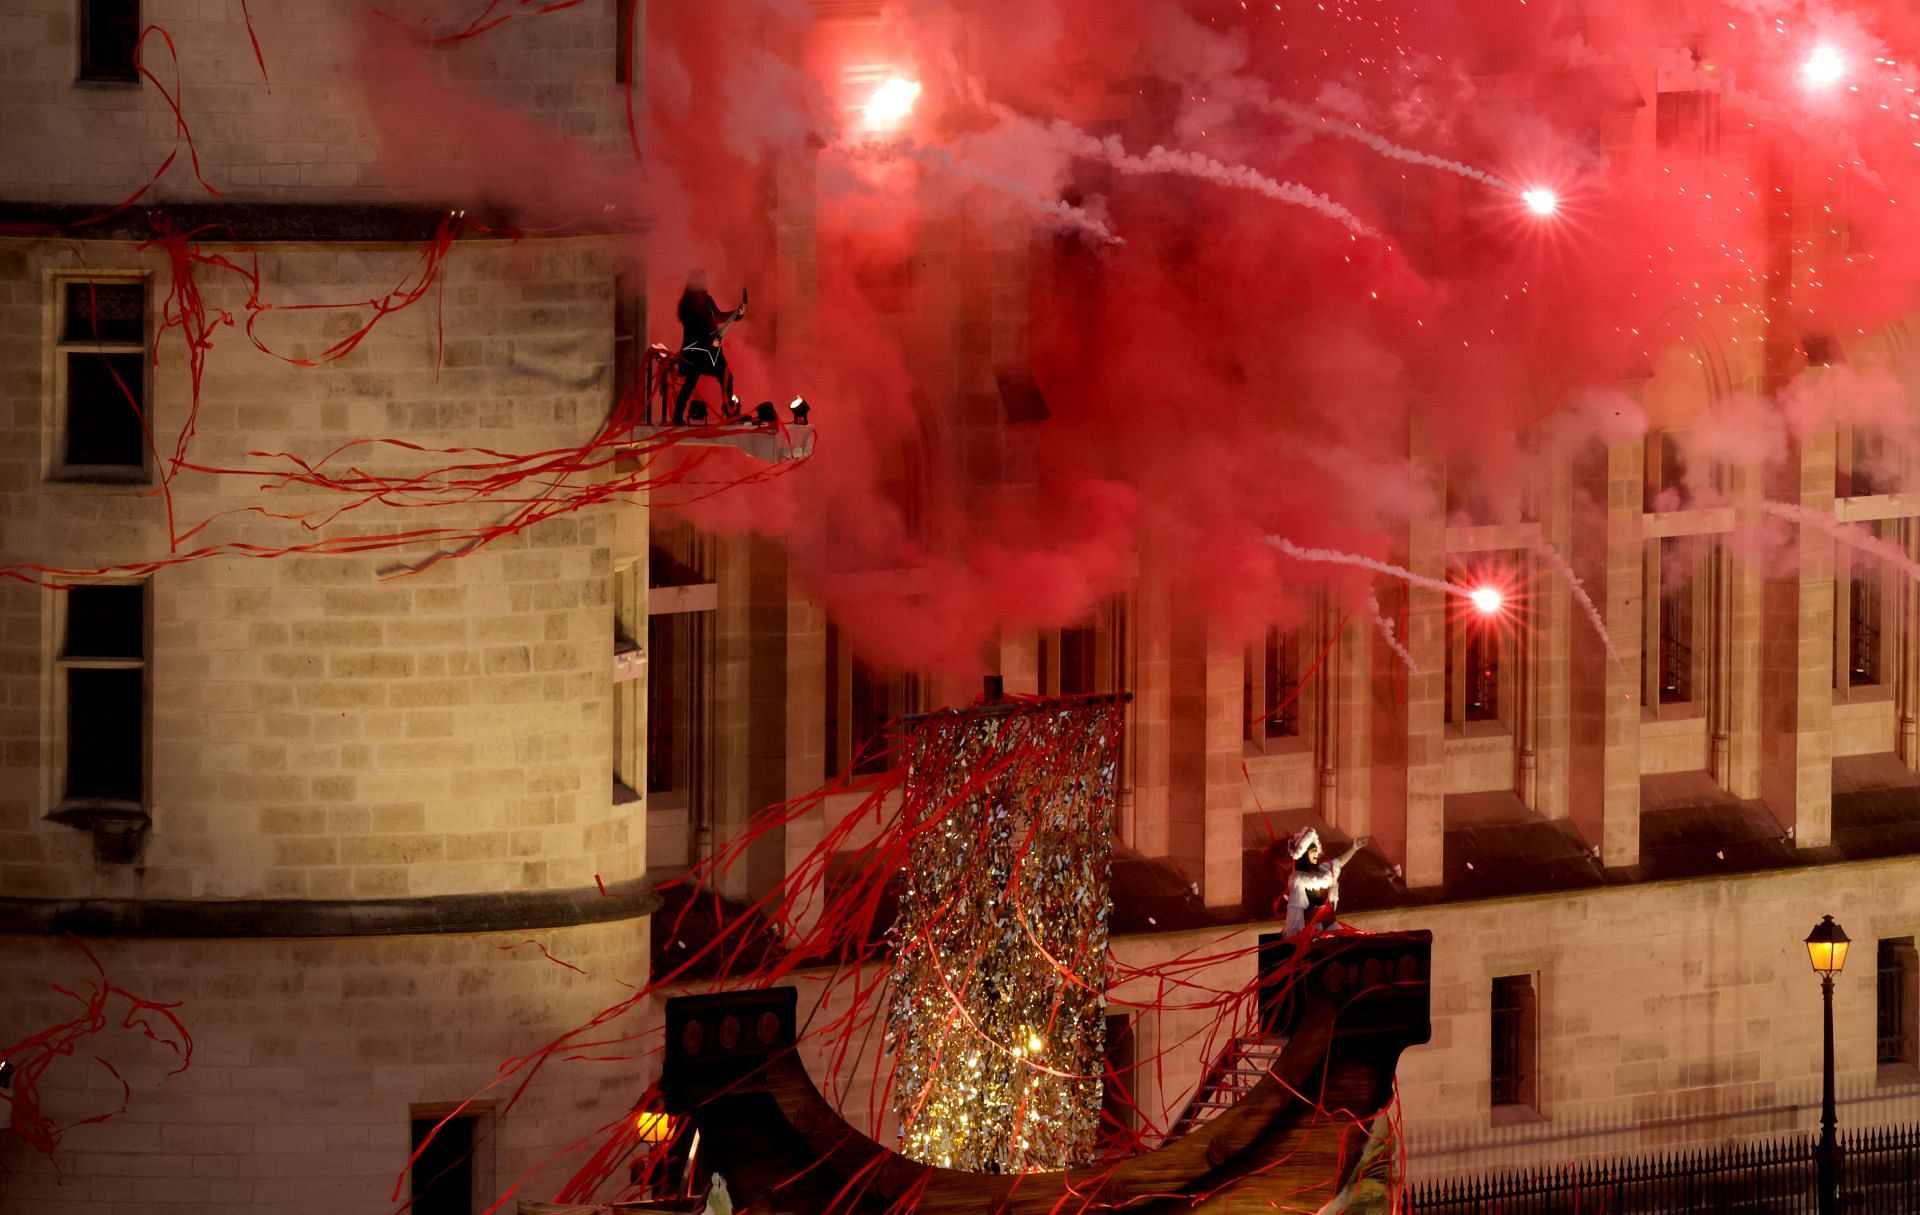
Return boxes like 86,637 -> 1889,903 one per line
1042,600 -> 1125,700
1878,938 -> 1918,1073
645,608 -> 711,800
78,0 -> 143,85
1849,573 -> 1883,688
613,0 -> 636,84
409,1103 -> 494,1215
1642,535 -> 1709,713
1835,518 -> 1896,700
1655,88 -> 1721,156
1245,618 -> 1309,753
1840,422 -> 1894,499
1644,429 -> 1688,513
1099,1012 -> 1136,1150
612,270 -> 645,421
1445,608 -> 1505,728
51,274 -> 151,483
1490,973 -> 1539,1110
825,622 -> 921,779
55,580 -> 149,811
615,524 -> 716,871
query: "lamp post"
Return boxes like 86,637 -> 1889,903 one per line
1805,915 -> 1850,1215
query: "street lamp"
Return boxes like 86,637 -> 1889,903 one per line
1805,915 -> 1850,1215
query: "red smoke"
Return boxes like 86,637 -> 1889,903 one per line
352,0 -> 1920,672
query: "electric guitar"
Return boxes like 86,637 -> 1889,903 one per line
682,288 -> 748,371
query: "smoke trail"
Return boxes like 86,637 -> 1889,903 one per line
1257,98 -> 1517,195
1531,539 -> 1621,666
1042,121 -> 1377,238
1268,536 -> 1457,595
1367,590 -> 1420,674
1758,501 -> 1920,582
1272,536 -> 1623,661
850,139 -> 1122,244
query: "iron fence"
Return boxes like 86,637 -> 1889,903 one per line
1407,1123 -> 1920,1214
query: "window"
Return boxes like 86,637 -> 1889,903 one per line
624,521 -> 714,868
79,0 -> 141,83
1835,521 -> 1892,694
613,0 -> 636,83
58,582 -> 146,806
1643,430 -> 1687,512
1099,1014 -> 1136,1150
1445,610 -> 1502,726
1878,939 -> 1917,1071
825,623 -> 920,778
1490,974 -> 1538,1109
410,1108 -> 489,1215
995,365 -> 1049,423
1041,599 -> 1126,698
1642,536 -> 1706,709
54,277 -> 148,479
1658,578 -> 1694,702
646,612 -> 707,798
1840,424 -> 1894,498
1655,89 -> 1720,155
1057,622 -> 1096,695
612,561 -> 644,806
612,271 -> 645,421
1244,625 -> 1304,746
1848,574 -> 1883,687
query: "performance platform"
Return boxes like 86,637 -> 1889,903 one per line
521,929 -> 1431,1215
621,423 -> 815,465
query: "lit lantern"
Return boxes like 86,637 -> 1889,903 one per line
1804,915 -> 1850,976
633,1111 -> 675,1143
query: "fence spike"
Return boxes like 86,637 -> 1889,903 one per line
1399,1122 -> 1920,1213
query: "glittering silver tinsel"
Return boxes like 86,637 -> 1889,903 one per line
887,697 -> 1121,1174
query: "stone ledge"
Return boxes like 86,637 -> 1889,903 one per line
0,875 -> 658,939
0,200 -> 642,243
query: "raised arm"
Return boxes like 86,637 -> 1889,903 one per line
1327,837 -> 1366,876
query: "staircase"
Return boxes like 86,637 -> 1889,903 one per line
1171,1034 -> 1289,1136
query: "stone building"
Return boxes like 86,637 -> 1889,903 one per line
661,11 -> 1920,1191
4,1 -> 1920,1212
0,3 -> 653,1213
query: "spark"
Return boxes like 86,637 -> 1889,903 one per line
867,77 -> 922,126
1521,187 -> 1559,217
1801,45 -> 1847,89
1468,586 -> 1505,615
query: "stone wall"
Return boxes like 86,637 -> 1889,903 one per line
0,234 -> 636,900
782,857 -> 1920,1187
0,0 -> 631,206
0,918 -> 651,1215
1364,858 -> 1920,1179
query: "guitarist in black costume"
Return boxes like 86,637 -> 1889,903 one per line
673,269 -> 746,425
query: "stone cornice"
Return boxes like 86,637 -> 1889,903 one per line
0,875 -> 658,939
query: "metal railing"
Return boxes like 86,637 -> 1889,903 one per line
1407,1124 -> 1920,1214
